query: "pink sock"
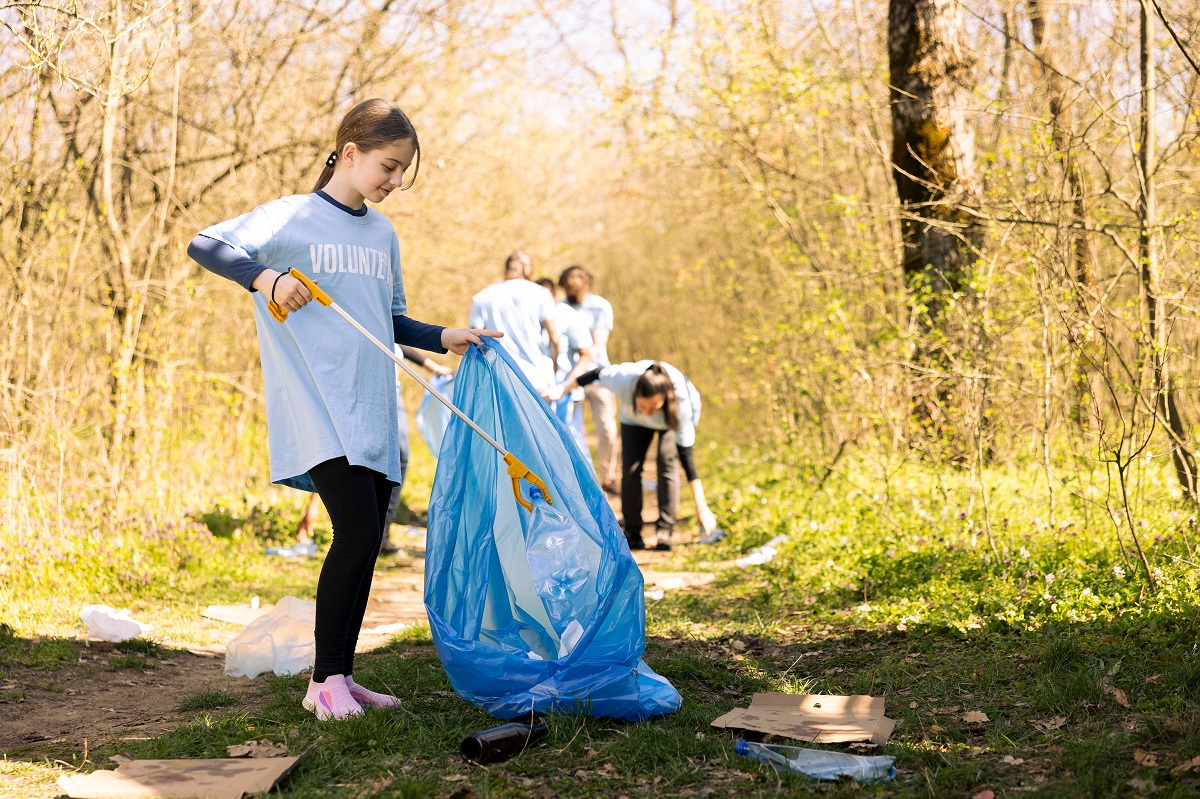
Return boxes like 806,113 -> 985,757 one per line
302,674 -> 363,720
345,676 -> 402,709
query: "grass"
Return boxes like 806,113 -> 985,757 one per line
4,442 -> 1200,796
178,688 -> 241,712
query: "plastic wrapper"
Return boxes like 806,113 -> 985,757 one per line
79,605 -> 153,643
735,740 -> 896,782
415,373 -> 455,455
224,596 -> 315,678
425,341 -> 681,721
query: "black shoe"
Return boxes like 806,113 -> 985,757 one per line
625,534 -> 645,550
380,534 -> 401,555
653,541 -> 672,552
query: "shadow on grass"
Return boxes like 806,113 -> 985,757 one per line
0,626 -> 262,767
9,602 -> 1200,798
649,584 -> 1200,799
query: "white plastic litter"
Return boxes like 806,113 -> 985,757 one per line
79,605 -> 153,643
263,539 -> 317,558
360,622 -> 409,635
644,588 -> 666,600
736,740 -> 896,781
224,596 -> 316,678
735,535 -> 790,568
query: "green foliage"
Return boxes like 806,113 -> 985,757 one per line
194,498 -> 307,546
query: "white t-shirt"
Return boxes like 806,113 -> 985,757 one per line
200,194 -> 407,490
550,301 -> 594,377
469,279 -> 556,389
596,360 -> 701,447
568,294 -> 614,367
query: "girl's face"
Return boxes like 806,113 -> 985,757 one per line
635,395 -> 665,416
347,139 -> 416,203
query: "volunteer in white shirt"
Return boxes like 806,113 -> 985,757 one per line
559,266 -> 619,493
469,252 -> 559,390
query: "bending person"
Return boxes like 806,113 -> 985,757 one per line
544,361 -> 717,551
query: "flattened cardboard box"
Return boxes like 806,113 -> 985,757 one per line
58,756 -> 302,799
712,693 -> 896,745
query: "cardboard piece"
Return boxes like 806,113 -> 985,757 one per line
58,756 -> 302,799
712,693 -> 897,745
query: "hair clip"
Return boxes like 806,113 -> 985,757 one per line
325,151 -> 338,168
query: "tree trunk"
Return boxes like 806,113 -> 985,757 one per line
1137,0 -> 1198,504
888,0 -> 984,324
1027,0 -> 1094,288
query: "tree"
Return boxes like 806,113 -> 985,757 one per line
888,0 -> 983,326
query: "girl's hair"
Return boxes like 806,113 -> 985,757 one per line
313,99 -> 420,193
634,363 -> 678,430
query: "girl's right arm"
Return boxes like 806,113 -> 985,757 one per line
187,234 -> 311,311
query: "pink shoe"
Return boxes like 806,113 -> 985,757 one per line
346,676 -> 402,710
301,674 -> 363,720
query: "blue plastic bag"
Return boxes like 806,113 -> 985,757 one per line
415,373 -> 455,455
424,340 -> 681,721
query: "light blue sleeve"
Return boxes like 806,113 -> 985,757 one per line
199,205 -> 275,262
390,235 -> 407,316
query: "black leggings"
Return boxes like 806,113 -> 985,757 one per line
308,457 -> 394,680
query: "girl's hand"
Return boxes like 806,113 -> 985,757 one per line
698,506 -> 718,535
429,362 -> 454,377
540,383 -> 567,403
441,327 -> 502,356
255,270 -> 313,312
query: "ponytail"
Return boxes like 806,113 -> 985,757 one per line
313,163 -> 336,193
634,363 -> 678,430
313,99 -> 421,193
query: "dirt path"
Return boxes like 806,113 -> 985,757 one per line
0,642 -> 263,757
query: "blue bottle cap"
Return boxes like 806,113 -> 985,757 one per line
528,487 -> 543,501
735,740 -> 748,755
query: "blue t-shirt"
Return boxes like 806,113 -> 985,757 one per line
199,193 -> 407,490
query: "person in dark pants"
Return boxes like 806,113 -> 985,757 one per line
544,361 -> 717,551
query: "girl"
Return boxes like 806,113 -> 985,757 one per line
543,361 -> 717,551
188,99 -> 500,720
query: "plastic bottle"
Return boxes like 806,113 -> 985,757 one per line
734,740 -> 896,782
523,487 -> 591,628
460,722 -> 548,764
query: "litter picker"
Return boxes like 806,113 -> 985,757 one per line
268,268 -> 552,511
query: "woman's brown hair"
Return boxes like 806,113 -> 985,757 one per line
634,363 -> 678,430
313,99 -> 420,193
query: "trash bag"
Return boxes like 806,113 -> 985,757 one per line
415,373 -> 455,455
425,340 -> 681,721
224,596 -> 315,678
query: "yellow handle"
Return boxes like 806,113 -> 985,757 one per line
268,268 -> 334,322
504,452 -> 552,512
